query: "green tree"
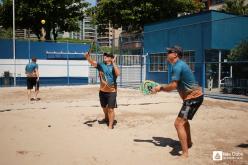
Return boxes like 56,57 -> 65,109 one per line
221,0 -> 248,15
0,28 -> 12,38
91,0 -> 203,34
228,40 -> 248,79
228,40 -> 248,61
0,0 -> 89,40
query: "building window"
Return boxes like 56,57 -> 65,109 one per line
149,51 -> 195,72
181,51 -> 195,71
149,53 -> 168,72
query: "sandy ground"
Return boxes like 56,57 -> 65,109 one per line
0,85 -> 247,165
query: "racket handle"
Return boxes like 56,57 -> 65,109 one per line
148,86 -> 153,91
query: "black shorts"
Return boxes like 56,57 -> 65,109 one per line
99,91 -> 117,108
178,95 -> 204,120
27,77 -> 39,90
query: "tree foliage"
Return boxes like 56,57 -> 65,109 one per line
221,0 -> 248,15
91,0 -> 204,34
0,27 -> 12,38
0,0 -> 89,40
227,39 -> 248,79
228,40 -> 248,61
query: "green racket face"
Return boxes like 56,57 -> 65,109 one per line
140,80 -> 159,95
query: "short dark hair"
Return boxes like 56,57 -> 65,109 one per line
103,53 -> 114,58
32,57 -> 37,62
167,45 -> 183,58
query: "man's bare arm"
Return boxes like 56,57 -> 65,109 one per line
112,56 -> 120,77
85,52 -> 97,67
160,81 -> 178,92
35,68 -> 39,81
153,81 -> 178,93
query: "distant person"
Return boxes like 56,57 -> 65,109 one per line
25,57 -> 40,101
85,52 -> 120,129
208,75 -> 213,91
152,46 -> 204,158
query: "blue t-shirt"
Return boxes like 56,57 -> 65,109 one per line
25,62 -> 38,73
97,62 -> 117,86
171,60 -> 198,94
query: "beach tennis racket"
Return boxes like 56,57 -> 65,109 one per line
84,40 -> 94,59
88,40 -> 94,54
139,80 -> 159,95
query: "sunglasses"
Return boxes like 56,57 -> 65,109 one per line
167,50 -> 177,54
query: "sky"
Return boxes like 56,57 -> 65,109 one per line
85,0 -> 96,6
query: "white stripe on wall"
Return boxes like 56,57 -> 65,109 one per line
0,59 -> 89,77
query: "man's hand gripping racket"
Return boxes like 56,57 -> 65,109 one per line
139,80 -> 161,95
84,40 -> 94,59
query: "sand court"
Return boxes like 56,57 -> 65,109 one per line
0,86 -> 247,165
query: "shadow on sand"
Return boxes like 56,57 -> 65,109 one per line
236,143 -> 248,148
83,120 -> 97,127
84,119 -> 117,127
134,137 -> 182,156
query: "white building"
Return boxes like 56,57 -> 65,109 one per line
60,17 -> 97,41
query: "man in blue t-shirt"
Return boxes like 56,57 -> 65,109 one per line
85,52 -> 120,129
152,45 -> 203,158
25,57 -> 40,101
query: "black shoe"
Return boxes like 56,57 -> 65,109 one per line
98,118 -> 109,124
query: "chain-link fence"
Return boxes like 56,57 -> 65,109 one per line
88,33 -> 145,88
0,38 -> 90,86
140,12 -> 248,102
0,35 -> 145,88
1,32 -> 248,102
0,63 -> 89,87
204,49 -> 248,101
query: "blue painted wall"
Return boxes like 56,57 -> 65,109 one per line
144,11 -> 248,86
211,12 -> 248,49
0,39 -> 90,59
0,39 -> 90,87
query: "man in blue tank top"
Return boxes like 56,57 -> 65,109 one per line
25,57 -> 40,101
85,52 -> 120,129
153,45 -> 203,158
